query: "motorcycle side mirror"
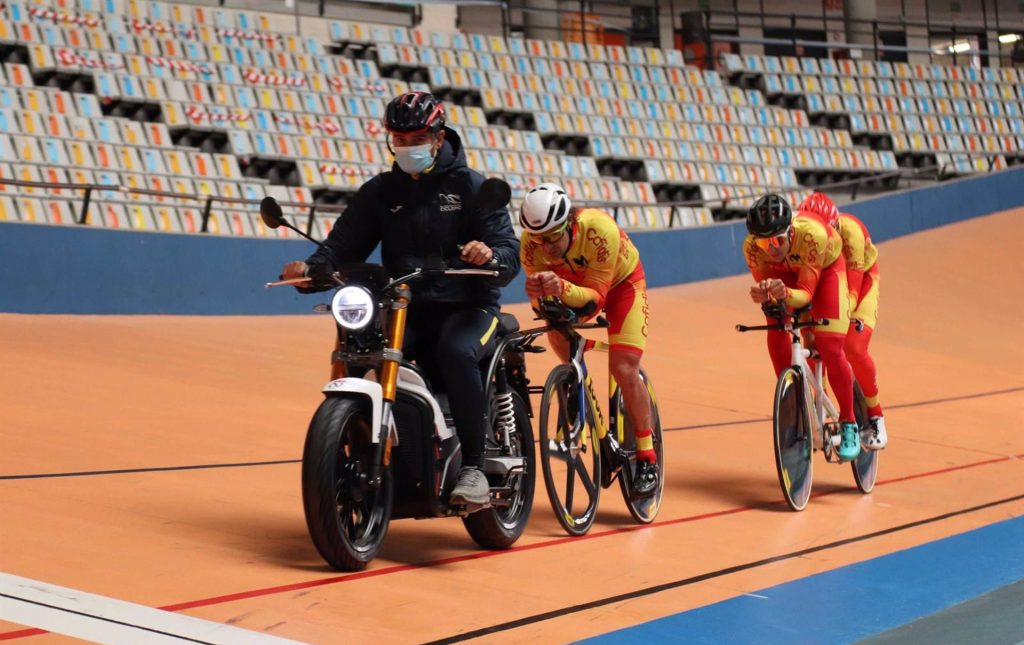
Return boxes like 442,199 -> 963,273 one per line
259,196 -> 322,246
260,196 -> 284,229
477,177 -> 512,211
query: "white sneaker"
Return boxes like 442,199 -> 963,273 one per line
864,417 -> 888,450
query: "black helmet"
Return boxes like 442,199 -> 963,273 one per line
383,91 -> 446,134
746,193 -> 792,236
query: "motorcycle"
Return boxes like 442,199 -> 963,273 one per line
263,179 -> 538,571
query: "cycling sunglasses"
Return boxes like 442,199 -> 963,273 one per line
531,223 -> 569,245
754,230 -> 789,252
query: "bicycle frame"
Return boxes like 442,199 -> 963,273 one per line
786,322 -> 839,445
518,313 -> 623,450
567,335 -> 618,445
737,305 -> 841,455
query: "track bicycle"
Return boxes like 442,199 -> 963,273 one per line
528,298 -> 665,536
736,303 -> 879,511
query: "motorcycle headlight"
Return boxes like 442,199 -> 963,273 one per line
331,286 -> 375,330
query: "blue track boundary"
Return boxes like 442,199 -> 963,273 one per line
2,166 -> 1023,314
581,514 -> 1024,645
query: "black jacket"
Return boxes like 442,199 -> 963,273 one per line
306,127 -> 520,307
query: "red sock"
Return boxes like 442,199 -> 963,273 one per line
635,428 -> 656,464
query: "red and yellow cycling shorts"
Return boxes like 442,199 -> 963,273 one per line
604,263 -> 649,356
851,262 -> 880,330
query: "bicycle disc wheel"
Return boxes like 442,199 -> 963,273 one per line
774,367 -> 813,511
851,381 -> 879,494
616,369 -> 664,524
539,364 -> 601,536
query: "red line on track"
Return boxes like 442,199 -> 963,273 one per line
2,452 -> 1021,641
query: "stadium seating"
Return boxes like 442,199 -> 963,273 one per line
720,53 -> 1021,177
0,1 -> 1020,236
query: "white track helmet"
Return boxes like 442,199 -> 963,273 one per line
519,183 -> 571,234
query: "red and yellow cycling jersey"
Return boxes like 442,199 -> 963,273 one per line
744,214 -> 843,309
837,212 -> 878,305
521,208 -> 641,311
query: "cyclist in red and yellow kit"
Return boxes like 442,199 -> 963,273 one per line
744,193 -> 861,461
518,183 -> 658,495
798,192 -> 887,449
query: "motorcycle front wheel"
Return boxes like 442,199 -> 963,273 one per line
302,396 -> 394,571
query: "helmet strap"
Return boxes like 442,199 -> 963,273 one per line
560,217 -> 577,260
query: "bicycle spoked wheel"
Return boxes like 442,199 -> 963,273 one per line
539,364 -> 601,536
616,369 -> 664,524
851,381 -> 878,493
774,367 -> 813,511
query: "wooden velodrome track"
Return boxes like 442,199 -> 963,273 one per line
2,209 -> 1022,643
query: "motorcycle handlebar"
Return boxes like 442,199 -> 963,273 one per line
266,263 -> 507,290
266,276 -> 313,289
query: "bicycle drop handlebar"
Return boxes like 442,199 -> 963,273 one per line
534,297 -> 609,330
736,303 -> 827,333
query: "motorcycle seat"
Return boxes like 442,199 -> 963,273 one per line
496,313 -> 520,337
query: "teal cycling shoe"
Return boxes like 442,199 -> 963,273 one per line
838,422 -> 861,462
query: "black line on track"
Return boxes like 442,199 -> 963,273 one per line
423,492 -> 1024,644
4,386 -> 1020,480
662,385 -> 1024,433
886,385 -> 1024,410
0,459 -> 300,481
0,593 -> 215,644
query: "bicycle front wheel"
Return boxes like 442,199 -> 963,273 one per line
539,364 -> 601,536
616,368 -> 664,524
774,367 -> 813,511
851,381 -> 879,494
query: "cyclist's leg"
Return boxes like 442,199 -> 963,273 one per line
605,266 -> 656,465
811,258 -> 855,424
846,264 -> 887,449
845,264 -> 883,417
546,330 -> 570,363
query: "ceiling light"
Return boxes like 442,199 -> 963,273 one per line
948,41 -> 972,53
998,33 -> 1022,44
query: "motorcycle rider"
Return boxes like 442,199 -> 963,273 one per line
281,92 -> 521,506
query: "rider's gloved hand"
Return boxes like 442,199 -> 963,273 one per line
459,240 -> 493,266
528,271 -> 563,298
287,261 -> 333,294
750,283 -> 770,304
764,278 -> 789,302
280,261 -> 308,281
525,274 -> 545,299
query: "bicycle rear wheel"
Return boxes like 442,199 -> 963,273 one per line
851,381 -> 879,493
616,369 -> 664,524
774,367 -> 813,511
539,364 -> 601,536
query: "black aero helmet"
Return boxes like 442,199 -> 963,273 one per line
746,193 -> 792,237
383,91 -> 446,135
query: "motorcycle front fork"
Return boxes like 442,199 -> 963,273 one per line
371,285 -> 410,488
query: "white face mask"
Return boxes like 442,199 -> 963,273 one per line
393,143 -> 435,175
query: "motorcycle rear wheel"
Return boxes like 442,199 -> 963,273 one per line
464,392 -> 536,549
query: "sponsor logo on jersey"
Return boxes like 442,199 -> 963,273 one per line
438,193 -> 462,212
